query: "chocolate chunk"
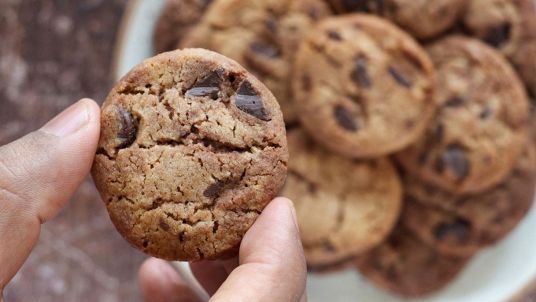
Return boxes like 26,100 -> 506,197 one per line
186,69 -> 223,99
434,218 -> 471,242
480,106 -> 492,119
235,81 -> 271,121
334,105 -> 359,131
418,151 -> 430,164
445,96 -> 465,107
323,241 -> 337,253
435,123 -> 445,143
307,6 -> 320,20
327,30 -> 343,41
250,41 -> 280,58
204,180 -> 226,199
483,23 -> 512,48
265,18 -> 278,33
159,220 -> 170,231
341,0 -> 371,12
351,56 -> 372,88
302,74 -> 312,91
204,178 -> 240,199
200,0 -> 213,9
117,109 -> 138,148
441,145 -> 470,181
388,67 -> 412,88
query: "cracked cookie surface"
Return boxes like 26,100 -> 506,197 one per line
153,0 -> 214,53
281,129 -> 402,269
402,144 -> 536,257
91,49 -> 288,261
397,36 -> 529,194
355,225 -> 470,297
179,0 -> 332,124
328,0 -> 467,39
292,15 -> 436,158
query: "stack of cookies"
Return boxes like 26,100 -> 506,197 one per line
152,0 -> 536,297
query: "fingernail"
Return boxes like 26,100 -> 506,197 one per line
42,99 -> 91,137
283,198 -> 300,232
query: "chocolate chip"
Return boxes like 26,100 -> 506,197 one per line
351,56 -> 372,88
323,241 -> 337,253
250,41 -> 280,58
302,74 -> 312,91
117,109 -> 138,148
186,69 -> 223,99
480,106 -> 492,119
445,96 -> 464,107
341,0 -> 370,12
327,30 -> 342,41
307,6 -> 320,20
440,145 -> 470,181
435,123 -> 445,143
433,218 -> 471,242
235,80 -> 271,121
388,66 -> 412,88
418,151 -> 430,164
159,220 -> 170,231
334,105 -> 359,131
200,0 -> 213,9
204,180 -> 225,199
265,18 -> 278,33
483,23 -> 512,48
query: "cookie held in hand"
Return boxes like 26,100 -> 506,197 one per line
92,49 -> 288,261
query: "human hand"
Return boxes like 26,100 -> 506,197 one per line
0,99 -> 101,301
138,197 -> 308,302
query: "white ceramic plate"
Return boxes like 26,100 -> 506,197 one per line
113,1 -> 536,301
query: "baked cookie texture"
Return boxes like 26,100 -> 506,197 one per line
180,0 -> 332,124
281,129 -> 402,270
355,226 -> 469,297
463,0 -> 536,96
92,49 -> 288,261
402,144 -> 536,257
153,0 -> 213,53
327,0 -> 467,39
292,14 -> 437,158
397,36 -> 529,194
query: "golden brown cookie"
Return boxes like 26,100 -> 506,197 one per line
92,49 -> 288,261
180,0 -> 332,124
397,36 -> 530,194
292,14 -> 437,158
402,144 -> 536,256
355,226 -> 470,297
281,129 -> 402,270
153,0 -> 213,53
328,0 -> 467,39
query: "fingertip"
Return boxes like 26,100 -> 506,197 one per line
139,258 -> 200,302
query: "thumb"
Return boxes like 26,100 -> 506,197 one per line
211,198 -> 308,302
0,99 -> 100,292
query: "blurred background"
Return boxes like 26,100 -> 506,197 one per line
1,0 -> 146,301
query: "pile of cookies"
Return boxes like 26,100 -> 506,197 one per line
152,0 -> 536,297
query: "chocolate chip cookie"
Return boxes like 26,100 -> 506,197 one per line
92,49 -> 288,261
328,0 -> 467,39
403,144 -> 536,256
511,38 -> 536,97
463,0 -> 536,96
355,226 -> 469,297
462,0 -> 536,57
180,0 -> 332,124
153,0 -> 213,53
281,129 -> 402,270
397,36 -> 530,194
292,14 -> 436,158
